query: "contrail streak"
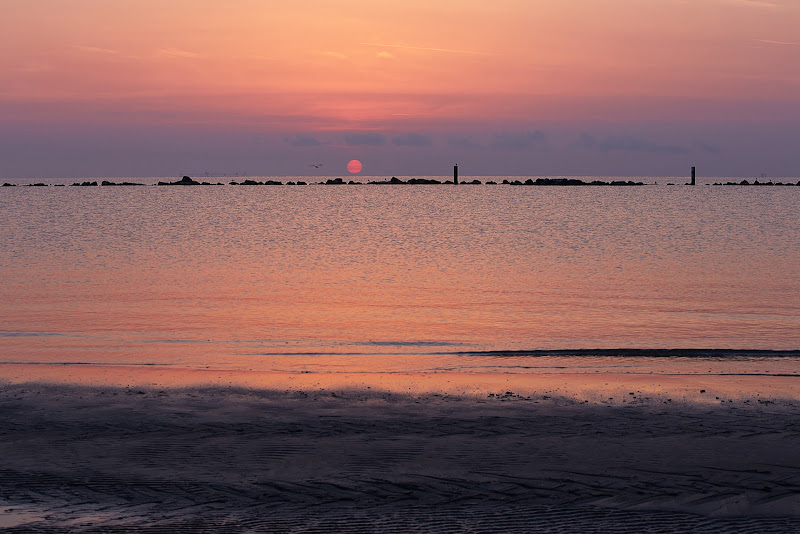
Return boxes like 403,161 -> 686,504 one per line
361,42 -> 491,55
753,39 -> 800,46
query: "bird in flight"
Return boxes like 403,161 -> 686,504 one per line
309,163 -> 323,168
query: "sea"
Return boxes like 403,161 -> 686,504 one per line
1,176 -> 799,384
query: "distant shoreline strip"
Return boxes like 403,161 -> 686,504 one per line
459,349 -> 800,358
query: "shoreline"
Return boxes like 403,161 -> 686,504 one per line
461,348 -> 800,357
2,366 -> 800,404
2,348 -> 799,405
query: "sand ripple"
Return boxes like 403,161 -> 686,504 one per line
1,384 -> 799,532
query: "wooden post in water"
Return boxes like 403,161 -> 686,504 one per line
454,164 -> 459,185
691,166 -> 696,186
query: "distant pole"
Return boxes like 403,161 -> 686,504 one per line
454,164 -> 459,185
691,166 -> 696,186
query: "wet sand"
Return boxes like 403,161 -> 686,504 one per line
1,379 -> 799,533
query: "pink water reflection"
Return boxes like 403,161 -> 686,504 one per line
1,185 -> 799,371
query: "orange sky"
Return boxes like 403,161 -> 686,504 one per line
1,0 -> 799,176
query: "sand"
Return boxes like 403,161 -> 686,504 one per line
1,381 -> 799,533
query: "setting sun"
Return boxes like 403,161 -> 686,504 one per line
346,159 -> 363,174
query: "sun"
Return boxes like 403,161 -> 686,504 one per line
346,159 -> 363,174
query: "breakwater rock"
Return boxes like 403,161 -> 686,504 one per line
368,177 -> 445,185
101,180 -> 145,186
713,180 -> 800,186
503,178 -> 644,186
231,179 -> 282,185
157,176 -> 220,186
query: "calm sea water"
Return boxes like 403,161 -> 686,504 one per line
1,178 -> 799,373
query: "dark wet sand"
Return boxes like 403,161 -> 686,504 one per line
1,383 -> 799,533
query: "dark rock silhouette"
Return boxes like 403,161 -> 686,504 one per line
713,179 -> 799,186
156,176 -> 221,186
368,177 -> 443,185
508,178 -> 644,186
2,183 -> 16,187
237,179 -> 283,185
31,174 -> 800,189
158,176 -> 201,186
101,180 -> 145,186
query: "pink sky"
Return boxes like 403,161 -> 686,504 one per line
1,0 -> 798,177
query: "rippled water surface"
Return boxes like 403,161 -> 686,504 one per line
1,181 -> 799,369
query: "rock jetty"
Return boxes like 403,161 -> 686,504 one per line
712,179 -> 800,186
502,178 -> 644,186
368,177 -> 444,185
230,179 -> 282,185
101,180 -> 145,186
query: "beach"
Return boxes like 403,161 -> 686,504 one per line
2,368 -> 800,533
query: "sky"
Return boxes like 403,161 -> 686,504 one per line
1,0 -> 799,178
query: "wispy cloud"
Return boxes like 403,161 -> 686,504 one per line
345,133 -> 387,146
490,130 -> 546,150
16,63 -> 56,74
580,133 -> 688,154
392,132 -> 432,147
361,43 -> 491,56
157,48 -> 201,59
753,39 -> 800,46
448,136 -> 481,149
284,134 -> 323,147
725,0 -> 780,7
696,141 -> 721,153
74,45 -> 120,55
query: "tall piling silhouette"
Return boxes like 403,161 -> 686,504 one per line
454,164 -> 459,185
691,166 -> 696,186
